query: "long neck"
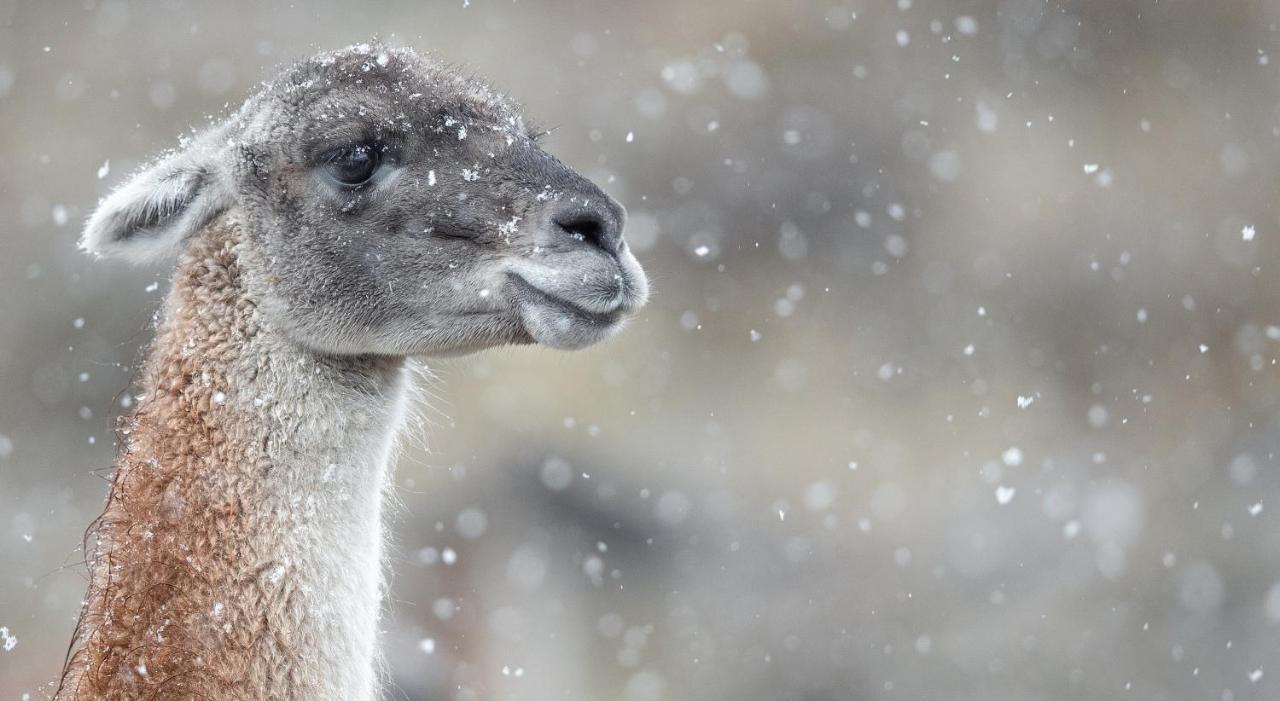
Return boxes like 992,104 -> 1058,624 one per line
59,222 -> 408,700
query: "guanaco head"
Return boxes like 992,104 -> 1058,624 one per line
82,43 -> 648,355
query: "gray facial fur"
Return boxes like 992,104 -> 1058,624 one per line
83,43 -> 649,356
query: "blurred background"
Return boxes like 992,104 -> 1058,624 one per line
3,0 -> 1280,698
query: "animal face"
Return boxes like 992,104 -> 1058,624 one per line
82,44 -> 649,357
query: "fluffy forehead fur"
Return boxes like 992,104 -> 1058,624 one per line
84,43 -> 648,357
243,44 -> 533,156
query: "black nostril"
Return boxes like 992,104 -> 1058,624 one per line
551,200 -> 624,254
557,213 -> 607,248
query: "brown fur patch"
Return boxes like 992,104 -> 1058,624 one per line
58,225 -> 306,700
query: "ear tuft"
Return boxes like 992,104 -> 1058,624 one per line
81,134 -> 231,265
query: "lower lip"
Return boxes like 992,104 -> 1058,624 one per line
507,275 -> 623,326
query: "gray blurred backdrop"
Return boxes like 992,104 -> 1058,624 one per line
4,1 -> 1280,699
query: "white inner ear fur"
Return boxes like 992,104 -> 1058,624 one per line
81,132 -> 233,265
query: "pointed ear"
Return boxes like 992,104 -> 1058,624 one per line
81,132 -> 232,264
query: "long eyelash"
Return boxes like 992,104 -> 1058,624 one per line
528,124 -> 557,142
324,143 -> 367,161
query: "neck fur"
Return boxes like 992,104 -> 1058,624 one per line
59,220 -> 408,700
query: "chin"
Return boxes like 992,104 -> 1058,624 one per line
522,310 -> 627,350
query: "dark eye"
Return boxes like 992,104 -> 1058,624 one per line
326,145 -> 381,186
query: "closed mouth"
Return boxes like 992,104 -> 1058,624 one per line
506,273 -> 623,327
